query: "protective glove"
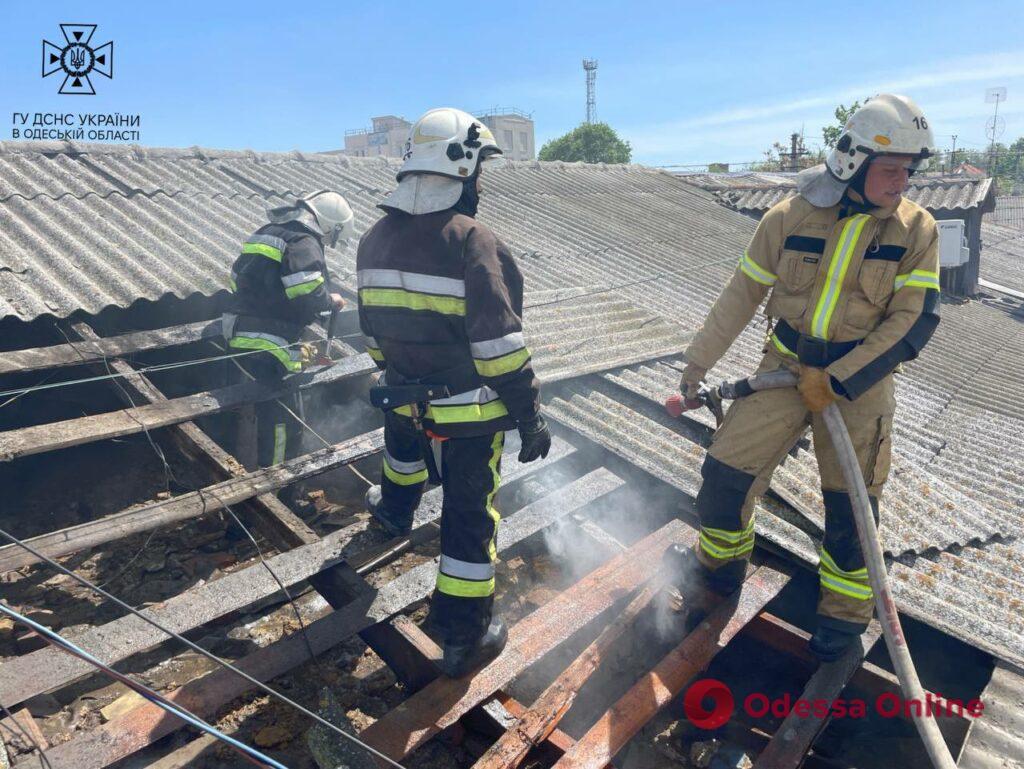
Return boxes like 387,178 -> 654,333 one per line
678,362 -> 708,410
297,342 -> 318,368
517,414 -> 552,463
798,365 -> 838,412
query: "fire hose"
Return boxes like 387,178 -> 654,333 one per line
668,369 -> 956,768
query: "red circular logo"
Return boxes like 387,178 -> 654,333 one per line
684,678 -> 734,729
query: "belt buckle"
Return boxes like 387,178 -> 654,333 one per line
796,336 -> 830,368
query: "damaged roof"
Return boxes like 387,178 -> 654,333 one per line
980,221 -> 1024,293
1,140 -> 1022,668
692,174 -> 996,218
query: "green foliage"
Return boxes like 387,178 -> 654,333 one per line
822,101 -> 866,149
538,122 -> 632,164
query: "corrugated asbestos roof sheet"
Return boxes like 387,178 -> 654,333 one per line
705,175 -> 996,217
2,140 -> 1022,667
981,221 -> 1024,292
958,661 -> 1024,769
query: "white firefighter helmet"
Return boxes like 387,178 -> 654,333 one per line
299,190 -> 355,247
397,108 -> 502,182
826,94 -> 936,182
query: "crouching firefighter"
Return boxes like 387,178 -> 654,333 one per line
222,191 -> 354,469
666,94 -> 941,661
357,107 -> 551,677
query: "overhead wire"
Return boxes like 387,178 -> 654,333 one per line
0,603 -> 290,769
0,527 -> 406,768
17,324 -> 404,768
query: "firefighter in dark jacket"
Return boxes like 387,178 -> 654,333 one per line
223,191 -> 354,468
357,107 -> 551,677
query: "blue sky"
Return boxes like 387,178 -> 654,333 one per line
3,1 -> 1024,167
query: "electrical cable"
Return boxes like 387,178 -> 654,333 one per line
2,326 -> 405,769
0,339 -> 316,404
0,603 -> 289,769
0,527 -> 405,769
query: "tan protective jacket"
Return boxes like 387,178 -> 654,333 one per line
685,193 -> 941,400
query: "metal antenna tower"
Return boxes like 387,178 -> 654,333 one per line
583,58 -> 598,123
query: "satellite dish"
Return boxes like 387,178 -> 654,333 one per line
985,87 -> 1007,103
986,115 -> 1006,141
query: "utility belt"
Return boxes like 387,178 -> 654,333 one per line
369,363 -> 484,484
770,319 -> 861,368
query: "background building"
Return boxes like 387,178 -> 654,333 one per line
477,108 -> 535,161
342,115 -> 412,158
341,109 -> 535,161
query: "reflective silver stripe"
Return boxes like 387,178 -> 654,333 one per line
364,334 -> 379,348
221,313 -> 238,339
470,331 -> 526,360
248,234 -> 287,252
281,269 -> 323,288
233,331 -> 302,361
357,268 -> 466,298
384,449 -> 426,475
439,555 -> 495,580
430,385 -> 501,406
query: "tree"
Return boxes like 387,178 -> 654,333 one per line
538,123 -> 632,164
822,100 -> 867,149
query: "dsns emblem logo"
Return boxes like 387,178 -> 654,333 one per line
42,24 -> 113,95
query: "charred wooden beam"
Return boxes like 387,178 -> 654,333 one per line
752,621 -> 883,768
358,520 -> 694,764
0,352 -> 376,462
473,579 -> 661,769
550,564 -> 792,769
0,320 -> 218,376
0,511 -> 376,708
0,430 -> 383,574
14,469 -> 624,769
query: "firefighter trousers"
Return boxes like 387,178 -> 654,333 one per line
235,353 -> 302,469
378,410 -> 504,643
694,348 -> 894,632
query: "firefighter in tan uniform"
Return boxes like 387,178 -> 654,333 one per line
669,95 -> 941,661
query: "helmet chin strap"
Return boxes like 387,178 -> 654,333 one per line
452,175 -> 480,217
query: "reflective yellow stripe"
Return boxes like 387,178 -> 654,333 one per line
228,278 -> 237,292
739,251 -> 778,286
895,269 -> 940,291
228,336 -> 303,372
359,287 -> 466,316
242,242 -> 283,262
474,347 -> 531,378
819,547 -> 868,579
436,573 -> 495,598
392,399 -> 510,424
272,423 -> 287,465
284,275 -> 325,299
810,214 -> 871,339
486,432 -> 503,561
426,400 -> 510,424
701,519 -> 755,545
383,460 -> 428,486
770,332 -> 798,359
699,533 -> 755,560
820,573 -> 873,600
366,346 -> 385,362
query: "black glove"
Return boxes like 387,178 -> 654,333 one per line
517,414 -> 552,463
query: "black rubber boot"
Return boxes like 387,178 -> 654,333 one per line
661,545 -> 746,632
662,544 -> 745,596
441,617 -> 508,678
808,623 -> 861,663
364,486 -> 412,537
